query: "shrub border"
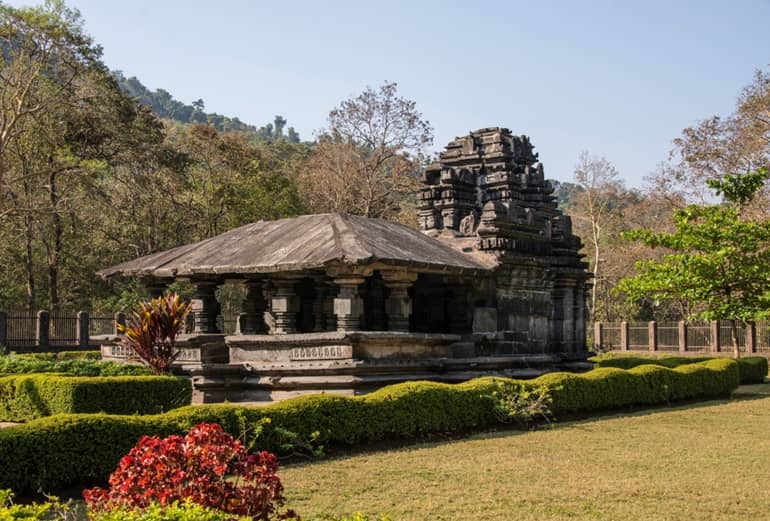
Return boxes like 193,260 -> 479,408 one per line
0,359 -> 739,494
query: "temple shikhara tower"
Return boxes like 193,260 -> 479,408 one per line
99,127 -> 591,402
418,127 -> 589,355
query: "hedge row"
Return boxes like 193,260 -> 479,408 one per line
0,359 -> 739,494
0,375 -> 192,421
0,354 -> 150,377
592,354 -> 768,384
17,350 -> 101,361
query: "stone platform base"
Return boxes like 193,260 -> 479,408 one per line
99,331 -> 590,404
184,353 -> 591,403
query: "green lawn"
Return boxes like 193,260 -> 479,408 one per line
281,385 -> 770,520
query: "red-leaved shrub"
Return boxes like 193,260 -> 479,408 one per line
83,423 -> 285,519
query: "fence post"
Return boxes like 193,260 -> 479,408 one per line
76,311 -> 89,347
648,321 -> 658,352
710,320 -> 720,353
36,310 -> 50,349
114,311 -> 126,336
620,321 -> 629,351
746,322 -> 757,354
593,322 -> 603,351
678,321 -> 687,353
0,311 -> 6,348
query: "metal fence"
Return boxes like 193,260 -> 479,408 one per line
0,311 -> 118,352
0,310 -> 242,351
594,320 -> 769,354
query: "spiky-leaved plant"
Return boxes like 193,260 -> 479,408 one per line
119,293 -> 191,375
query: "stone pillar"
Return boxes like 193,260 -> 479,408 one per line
746,322 -> 757,354
114,312 -> 126,335
382,271 -> 418,333
237,280 -> 268,335
333,277 -> 365,332
321,281 -> 337,331
593,321 -> 603,351
0,311 -> 6,347
76,311 -> 89,347
311,278 -> 335,332
191,280 -> 221,334
36,310 -> 50,348
648,321 -> 658,352
620,321 -> 629,351
271,278 -> 300,334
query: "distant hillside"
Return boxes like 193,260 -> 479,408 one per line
113,71 -> 300,142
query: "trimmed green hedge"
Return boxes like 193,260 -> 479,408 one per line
0,355 -> 151,376
17,350 -> 101,361
592,354 -> 768,384
0,374 -> 192,421
0,354 -> 150,377
0,359 -> 739,495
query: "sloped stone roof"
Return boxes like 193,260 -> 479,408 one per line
98,213 -> 492,279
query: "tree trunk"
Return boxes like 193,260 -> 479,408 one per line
24,212 -> 35,312
730,319 -> 740,359
47,168 -> 62,313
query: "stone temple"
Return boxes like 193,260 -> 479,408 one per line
99,127 -> 591,402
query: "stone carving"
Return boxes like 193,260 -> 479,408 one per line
458,210 -> 479,236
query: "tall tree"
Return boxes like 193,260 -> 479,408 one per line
300,82 -> 432,222
653,68 -> 770,203
570,152 -> 623,320
616,168 -> 770,357
0,0 -> 102,193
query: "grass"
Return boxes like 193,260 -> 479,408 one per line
281,384 -> 770,520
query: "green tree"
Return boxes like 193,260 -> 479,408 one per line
616,168 -> 770,357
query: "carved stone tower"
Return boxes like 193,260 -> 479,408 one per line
419,127 -> 590,353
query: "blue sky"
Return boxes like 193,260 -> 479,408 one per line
12,0 -> 770,187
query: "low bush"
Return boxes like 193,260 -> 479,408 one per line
91,502 -> 254,521
0,353 -> 149,377
592,354 -> 767,384
0,490 -> 251,521
0,359 -> 739,495
0,374 -> 191,421
17,350 -> 101,361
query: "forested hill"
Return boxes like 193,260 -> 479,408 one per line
113,71 -> 300,142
